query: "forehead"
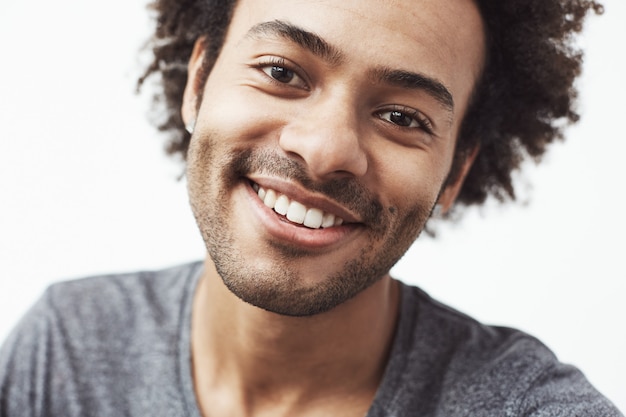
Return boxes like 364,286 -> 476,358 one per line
224,0 -> 485,117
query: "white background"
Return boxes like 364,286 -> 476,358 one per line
1,0 -> 624,411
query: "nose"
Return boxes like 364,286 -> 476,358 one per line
278,95 -> 368,180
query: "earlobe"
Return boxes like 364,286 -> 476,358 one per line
181,37 -> 208,129
437,145 -> 480,214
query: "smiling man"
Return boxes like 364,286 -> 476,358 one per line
0,0 -> 622,416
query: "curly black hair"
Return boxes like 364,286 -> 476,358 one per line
138,0 -> 603,209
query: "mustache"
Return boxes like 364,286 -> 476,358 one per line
228,148 -> 385,226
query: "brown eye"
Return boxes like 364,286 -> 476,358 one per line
378,110 -> 420,128
259,64 -> 308,89
389,111 -> 413,127
268,66 -> 295,83
256,57 -> 309,90
376,107 -> 433,134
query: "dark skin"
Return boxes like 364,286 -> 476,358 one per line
183,0 -> 483,415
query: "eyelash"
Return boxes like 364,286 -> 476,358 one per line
254,57 -> 309,90
376,106 -> 434,135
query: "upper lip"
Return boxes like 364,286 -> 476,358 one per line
247,175 -> 363,224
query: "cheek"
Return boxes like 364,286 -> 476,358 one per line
381,172 -> 438,254
200,98 -> 268,140
367,143 -> 449,246
197,81 -> 294,145
371,143 -> 447,210
186,136 -> 217,207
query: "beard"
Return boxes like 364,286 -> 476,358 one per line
186,132 -> 434,316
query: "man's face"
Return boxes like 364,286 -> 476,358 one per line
184,0 -> 485,316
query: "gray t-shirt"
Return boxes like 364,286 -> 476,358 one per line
0,262 -> 622,416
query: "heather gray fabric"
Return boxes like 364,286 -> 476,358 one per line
0,262 -> 622,416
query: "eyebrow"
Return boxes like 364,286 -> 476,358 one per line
246,20 -> 344,66
246,20 -> 454,115
369,68 -> 454,113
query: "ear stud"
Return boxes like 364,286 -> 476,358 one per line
185,119 -> 196,134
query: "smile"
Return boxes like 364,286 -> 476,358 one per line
252,183 -> 345,230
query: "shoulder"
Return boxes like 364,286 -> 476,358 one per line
30,261 -> 203,351
0,261 -> 203,417
46,260 -> 203,310
44,261 -> 203,333
382,283 -> 623,416
400,284 -> 551,370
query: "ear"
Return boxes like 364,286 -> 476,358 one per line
437,145 -> 480,214
181,37 -> 209,128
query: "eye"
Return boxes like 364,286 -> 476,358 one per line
257,57 -> 308,90
386,110 -> 416,127
377,107 -> 433,134
263,65 -> 295,83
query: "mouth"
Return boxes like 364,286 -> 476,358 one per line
251,182 -> 347,230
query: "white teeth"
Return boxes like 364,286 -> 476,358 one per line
304,208 -> 324,229
274,195 -> 290,216
263,189 -> 277,208
321,213 -> 336,228
286,201 -> 307,224
254,183 -> 346,229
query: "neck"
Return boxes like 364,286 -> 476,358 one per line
191,257 -> 400,417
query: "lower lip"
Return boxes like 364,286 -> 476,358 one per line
244,182 -> 358,249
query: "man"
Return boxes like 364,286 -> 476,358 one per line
0,0 -> 622,416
